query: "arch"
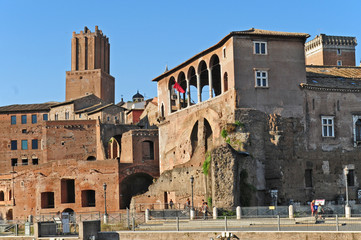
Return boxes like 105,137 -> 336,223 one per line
187,67 -> 198,104
168,76 -> 177,113
120,173 -> 153,208
6,209 -> 13,220
63,208 -> 74,213
87,156 -> 96,161
142,140 -> 154,160
204,118 -> 213,152
190,121 -> 199,156
223,72 -> 228,92
0,191 -> 4,201
197,61 -> 209,102
209,55 -> 222,96
177,71 -> 187,109
107,135 -> 122,159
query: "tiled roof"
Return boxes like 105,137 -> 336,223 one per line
0,102 -> 58,113
233,28 -> 309,38
303,66 -> 361,91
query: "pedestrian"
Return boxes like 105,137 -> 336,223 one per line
202,202 -> 208,220
169,199 -> 174,209
185,198 -> 190,209
310,200 -> 315,216
315,203 -> 324,220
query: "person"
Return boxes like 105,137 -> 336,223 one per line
185,198 -> 190,209
310,200 -> 315,216
315,203 -> 324,220
202,202 -> 208,220
169,199 -> 174,209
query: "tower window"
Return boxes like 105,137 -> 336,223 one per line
21,115 -> 27,124
43,114 -> 48,121
31,114 -> 37,124
337,60 -> 342,66
11,140 -> 17,150
11,116 -> 16,125
255,70 -> 268,87
321,116 -> 334,137
254,41 -> 267,55
337,48 -> 341,55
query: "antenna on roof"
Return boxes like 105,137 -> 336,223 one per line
165,64 -> 168,72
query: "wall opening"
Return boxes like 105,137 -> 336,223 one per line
142,141 -> 154,160
6,209 -> 13,220
0,191 -> 4,201
210,54 -> 221,96
305,169 -> 313,188
81,190 -> 96,207
87,156 -> 96,161
190,121 -> 199,156
41,192 -> 55,209
61,179 -> 75,204
107,135 -> 122,159
204,119 -> 213,152
120,173 -> 153,209
224,72 -> 228,92
347,169 -> 355,187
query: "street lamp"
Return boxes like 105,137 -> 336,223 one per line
344,166 -> 349,207
103,183 -> 108,216
190,176 -> 194,211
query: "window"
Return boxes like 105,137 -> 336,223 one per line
321,116 -> 334,137
22,129 -> 27,134
21,115 -> 27,124
337,60 -> 342,66
255,70 -> 268,87
32,158 -> 38,165
65,112 -> 69,120
223,47 -> 227,58
81,190 -> 96,207
41,192 -> 54,208
254,41 -> 267,55
22,158 -> 28,166
32,139 -> 38,149
337,48 -> 341,55
11,116 -> 16,125
54,113 -> 58,121
347,169 -> 355,187
61,179 -> 75,203
11,140 -> 17,150
11,158 -> 17,167
142,141 -> 154,160
43,114 -> 48,121
31,114 -> 37,124
79,113 -> 82,118
21,140 -> 28,150
305,169 -> 313,188
355,119 -> 361,142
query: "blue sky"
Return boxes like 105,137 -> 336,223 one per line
0,0 -> 360,106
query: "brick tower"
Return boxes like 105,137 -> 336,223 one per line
305,34 -> 357,66
66,26 -> 115,103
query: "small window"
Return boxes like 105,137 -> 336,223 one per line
347,169 -> 355,187
321,116 -> 334,137
223,47 -> 226,58
32,139 -> 38,149
254,41 -> 267,55
43,114 -> 48,121
305,169 -> 313,188
22,129 -> 27,134
21,115 -> 27,124
337,60 -> 342,66
11,158 -> 18,167
255,70 -> 268,87
31,114 -> 37,124
54,113 -> 58,121
107,116 -> 110,121
21,140 -> 28,150
79,113 -> 82,118
22,159 -> 28,166
337,48 -> 341,55
32,158 -> 38,165
65,112 -> 69,120
11,116 -> 16,125
11,140 -> 17,150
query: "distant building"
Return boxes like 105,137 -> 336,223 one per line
305,34 -> 357,66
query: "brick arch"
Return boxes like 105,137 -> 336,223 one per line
209,54 -> 222,97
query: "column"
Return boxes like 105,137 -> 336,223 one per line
186,79 -> 190,107
177,90 -> 181,110
208,67 -> 213,98
220,64 -> 224,94
197,73 -> 201,103
168,90 -> 172,114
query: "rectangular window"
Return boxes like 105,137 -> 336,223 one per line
11,158 -> 18,167
11,116 -> 16,125
32,139 -> 38,149
31,114 -> 37,124
41,192 -> 55,208
337,60 -> 342,66
43,114 -> 48,121
32,158 -> 38,165
79,113 -> 82,118
322,116 -> 334,137
255,70 -> 268,87
337,48 -> 341,55
11,140 -> 17,150
21,115 -> 27,124
65,112 -> 69,120
22,158 -> 28,166
55,113 -> 58,121
21,140 -> 28,150
305,169 -> 313,188
254,41 -> 267,55
347,169 -> 355,187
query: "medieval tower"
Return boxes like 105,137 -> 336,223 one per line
65,26 -> 115,103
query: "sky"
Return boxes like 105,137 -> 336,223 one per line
0,0 -> 360,106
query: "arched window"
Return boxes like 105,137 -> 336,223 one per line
224,72 -> 228,92
142,141 -> 154,160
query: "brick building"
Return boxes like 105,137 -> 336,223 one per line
0,26 -> 159,220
